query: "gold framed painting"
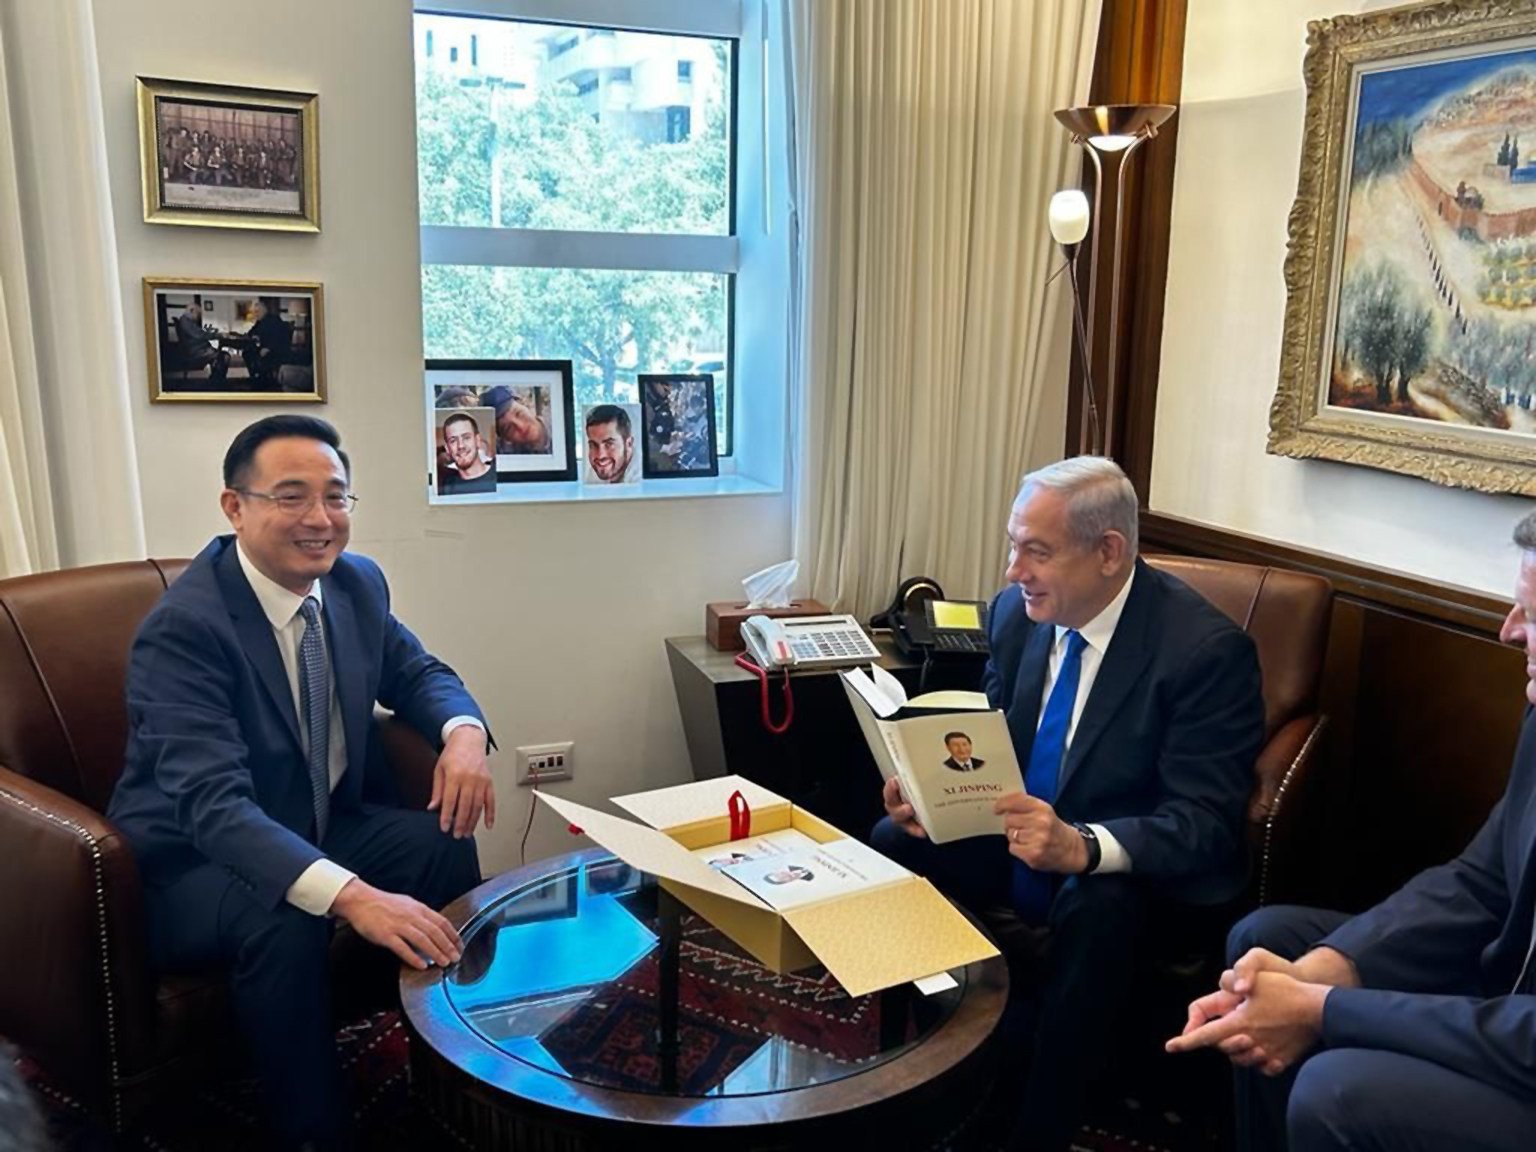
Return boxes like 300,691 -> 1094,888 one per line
1270,1 -> 1536,495
136,77 -> 320,232
144,277 -> 326,403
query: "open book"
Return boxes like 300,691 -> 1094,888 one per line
840,665 -> 1023,843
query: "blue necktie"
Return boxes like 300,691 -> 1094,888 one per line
1011,629 -> 1087,921
298,596 -> 330,844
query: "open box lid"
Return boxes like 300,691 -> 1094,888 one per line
612,775 -> 791,834
536,785 -> 1000,996
534,791 -> 765,908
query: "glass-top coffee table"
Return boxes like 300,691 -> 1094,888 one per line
401,848 -> 1008,1150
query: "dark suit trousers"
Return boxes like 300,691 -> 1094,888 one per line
871,818 -> 1147,1152
145,806 -> 480,1144
1228,905 -> 1536,1152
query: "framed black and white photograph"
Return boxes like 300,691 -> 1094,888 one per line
434,408 -> 498,496
581,402 -> 641,486
137,77 -> 319,232
143,277 -> 324,403
426,360 -> 577,483
640,374 -> 719,479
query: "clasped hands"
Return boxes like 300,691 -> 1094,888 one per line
1166,947 -> 1342,1076
881,779 -> 1089,873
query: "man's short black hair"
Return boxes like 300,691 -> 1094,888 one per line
943,731 -> 970,745
585,404 -> 632,438
223,415 -> 350,489
443,411 -> 480,436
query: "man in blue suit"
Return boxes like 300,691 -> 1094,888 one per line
108,415 -> 496,1150
1168,513 -> 1536,1151
872,456 -> 1264,1152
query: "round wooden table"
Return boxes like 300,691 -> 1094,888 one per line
402,849 -> 1008,1150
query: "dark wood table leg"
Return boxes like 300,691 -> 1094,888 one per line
657,887 -> 682,1093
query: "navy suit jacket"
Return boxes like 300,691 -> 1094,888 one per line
107,536 -> 486,910
1318,707 -> 1536,1098
982,558 -> 1264,904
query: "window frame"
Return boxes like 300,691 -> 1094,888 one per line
415,0 -> 787,502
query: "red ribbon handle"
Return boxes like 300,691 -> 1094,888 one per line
728,790 -> 751,841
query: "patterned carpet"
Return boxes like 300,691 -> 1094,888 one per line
16,1009 -> 1193,1151
14,919 -> 1200,1151
17,1013 -> 1199,1152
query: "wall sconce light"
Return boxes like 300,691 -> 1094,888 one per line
1053,103 -> 1176,459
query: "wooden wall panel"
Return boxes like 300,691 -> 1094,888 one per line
1144,513 -> 1526,912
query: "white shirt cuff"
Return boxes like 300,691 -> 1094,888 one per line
442,715 -> 484,743
285,858 -> 357,916
1087,824 -> 1131,873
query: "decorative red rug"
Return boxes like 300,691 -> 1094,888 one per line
16,1012 -> 1181,1151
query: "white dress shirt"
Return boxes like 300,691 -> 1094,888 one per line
1036,567 -> 1136,874
236,545 -> 483,915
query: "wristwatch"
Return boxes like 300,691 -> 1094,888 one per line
1071,822 -> 1102,874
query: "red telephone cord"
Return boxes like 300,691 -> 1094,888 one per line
734,652 -> 794,734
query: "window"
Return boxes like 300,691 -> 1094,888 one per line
678,60 -> 693,80
416,7 -> 738,458
470,34 -> 478,67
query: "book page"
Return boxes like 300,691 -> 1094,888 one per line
690,827 -> 822,870
887,711 -> 1023,844
720,837 -> 911,910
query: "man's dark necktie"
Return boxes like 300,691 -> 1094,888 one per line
298,596 -> 330,843
1011,629 -> 1087,921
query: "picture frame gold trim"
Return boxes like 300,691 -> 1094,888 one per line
1269,0 -> 1536,496
143,277 -> 327,404
136,76 -> 320,232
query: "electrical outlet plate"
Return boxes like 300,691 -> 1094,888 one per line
516,741 -> 573,785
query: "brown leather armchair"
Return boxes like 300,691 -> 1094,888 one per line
1144,554 -> 1333,908
0,559 -> 439,1131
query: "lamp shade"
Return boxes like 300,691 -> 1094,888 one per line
1048,189 -> 1090,245
1053,104 -> 1176,152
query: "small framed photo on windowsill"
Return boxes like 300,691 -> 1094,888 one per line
136,77 -> 320,232
144,277 -> 325,403
426,359 -> 577,484
640,374 -> 719,479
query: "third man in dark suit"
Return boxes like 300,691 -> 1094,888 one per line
872,455 -> 1264,1152
1168,508 -> 1536,1152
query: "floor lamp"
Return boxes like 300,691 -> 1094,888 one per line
1052,103 -> 1176,459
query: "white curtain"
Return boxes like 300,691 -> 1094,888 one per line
0,0 -> 143,577
785,0 -> 1100,617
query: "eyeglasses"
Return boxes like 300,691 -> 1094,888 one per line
235,488 -> 359,516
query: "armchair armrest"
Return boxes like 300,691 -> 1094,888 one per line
1248,714 -> 1329,907
0,765 -> 154,1113
375,714 -> 439,810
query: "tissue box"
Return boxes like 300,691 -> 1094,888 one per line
536,777 -> 998,995
706,599 -> 829,651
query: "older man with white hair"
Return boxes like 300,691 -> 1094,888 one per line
873,455 -> 1265,1152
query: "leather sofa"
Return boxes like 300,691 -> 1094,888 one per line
0,558 -> 438,1131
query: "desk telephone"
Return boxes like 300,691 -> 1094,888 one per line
873,577 -> 991,658
740,614 -> 881,670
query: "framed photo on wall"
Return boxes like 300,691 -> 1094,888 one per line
136,77 -> 320,232
426,360 -> 577,484
1269,2 -> 1536,495
640,374 -> 719,479
143,277 -> 325,403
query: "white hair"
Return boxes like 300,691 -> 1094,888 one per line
1014,456 -> 1139,557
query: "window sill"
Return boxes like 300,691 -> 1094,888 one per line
428,472 -> 781,507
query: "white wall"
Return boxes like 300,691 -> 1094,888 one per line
1154,0 -> 1528,596
92,0 -> 792,872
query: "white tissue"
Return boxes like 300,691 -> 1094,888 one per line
742,559 -> 800,609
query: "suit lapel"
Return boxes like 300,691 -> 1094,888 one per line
215,544 -> 302,752
1008,624 -> 1055,767
1058,563 -> 1158,797
321,579 -> 369,795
